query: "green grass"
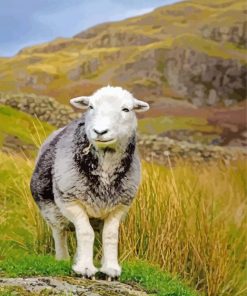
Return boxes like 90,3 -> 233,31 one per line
122,261 -> 197,296
0,255 -> 71,277
138,115 -> 221,143
0,105 -> 55,153
0,255 -> 197,296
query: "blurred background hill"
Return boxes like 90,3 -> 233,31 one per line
0,0 -> 246,149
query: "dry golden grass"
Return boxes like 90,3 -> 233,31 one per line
120,159 -> 247,296
0,149 -> 246,295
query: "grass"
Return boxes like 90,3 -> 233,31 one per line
0,105 -> 55,154
174,34 -> 247,64
0,151 -> 50,258
138,115 -> 220,134
120,161 -> 247,296
138,115 -> 221,144
0,146 -> 246,295
0,255 -> 196,296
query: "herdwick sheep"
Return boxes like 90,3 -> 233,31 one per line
30,86 -> 149,280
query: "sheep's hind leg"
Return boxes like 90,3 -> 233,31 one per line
39,201 -> 70,261
51,226 -> 70,261
55,199 -> 98,278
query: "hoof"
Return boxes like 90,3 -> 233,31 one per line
100,264 -> 121,278
72,263 -> 98,278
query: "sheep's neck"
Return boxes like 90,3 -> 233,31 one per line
95,134 -> 136,174
73,125 -> 136,183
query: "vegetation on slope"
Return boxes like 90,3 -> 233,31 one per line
138,115 -> 220,136
0,104 -> 55,155
0,0 -> 246,104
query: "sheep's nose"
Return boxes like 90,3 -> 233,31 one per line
93,128 -> 108,136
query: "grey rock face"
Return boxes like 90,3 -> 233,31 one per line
201,21 -> 247,48
165,47 -> 247,106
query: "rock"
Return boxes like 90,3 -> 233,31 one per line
207,89 -> 218,105
201,21 -> 247,48
165,47 -> 247,106
0,277 -> 147,296
137,134 -> 247,164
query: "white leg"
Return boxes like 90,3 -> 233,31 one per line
51,227 -> 70,261
100,205 -> 128,277
56,200 -> 97,277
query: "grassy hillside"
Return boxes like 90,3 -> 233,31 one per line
0,104 -> 55,155
0,99 -> 246,295
0,0 -> 246,104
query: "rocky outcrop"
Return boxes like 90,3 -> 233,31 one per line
201,22 -> 247,48
0,277 -> 147,296
78,30 -> 157,48
68,58 -> 101,80
165,47 -> 247,106
115,48 -> 167,97
0,92 -> 79,127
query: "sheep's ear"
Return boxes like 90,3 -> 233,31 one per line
70,96 -> 90,109
133,99 -> 150,112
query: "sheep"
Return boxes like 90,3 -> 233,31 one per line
30,86 -> 149,279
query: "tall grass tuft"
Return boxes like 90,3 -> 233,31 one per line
0,151 -> 52,256
120,160 -> 247,296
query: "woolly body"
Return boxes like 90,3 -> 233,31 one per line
30,86 -> 149,278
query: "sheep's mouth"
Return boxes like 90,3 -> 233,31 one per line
95,139 -> 114,143
93,138 -> 117,148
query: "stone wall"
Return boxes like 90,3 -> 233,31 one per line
138,135 -> 247,164
0,92 -> 246,163
0,92 -> 79,127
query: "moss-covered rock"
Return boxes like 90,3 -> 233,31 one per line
0,277 -> 148,296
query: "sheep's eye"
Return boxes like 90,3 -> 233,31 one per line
89,105 -> 94,110
122,108 -> 130,112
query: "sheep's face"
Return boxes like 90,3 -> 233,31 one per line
70,86 -> 149,149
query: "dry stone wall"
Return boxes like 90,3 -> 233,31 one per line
138,135 -> 247,164
0,92 -> 79,127
0,92 -> 246,163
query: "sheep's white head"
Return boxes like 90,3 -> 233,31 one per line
70,86 -> 149,150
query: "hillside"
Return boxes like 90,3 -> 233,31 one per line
0,0 -> 246,106
0,104 -> 54,156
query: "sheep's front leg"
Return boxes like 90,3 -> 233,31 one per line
100,205 -> 128,278
56,200 -> 98,277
